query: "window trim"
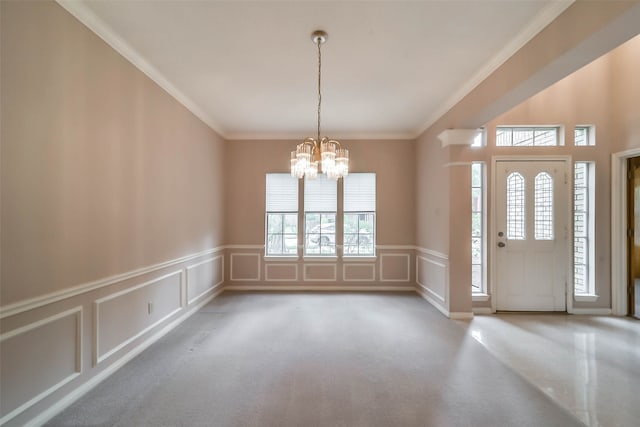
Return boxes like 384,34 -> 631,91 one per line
574,125 -> 595,146
265,174 -> 298,257
496,126 -> 563,147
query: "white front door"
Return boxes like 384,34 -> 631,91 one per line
495,160 -> 569,311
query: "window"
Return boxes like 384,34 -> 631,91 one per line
506,172 -> 526,240
575,126 -> 594,146
344,173 -> 376,256
471,131 -> 484,147
496,127 -> 560,146
265,174 -> 298,256
304,175 -> 337,256
471,163 -> 486,294
574,162 -> 595,295
534,172 -> 554,240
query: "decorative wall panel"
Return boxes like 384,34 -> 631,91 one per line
380,254 -> 411,282
343,263 -> 376,282
230,254 -> 261,281
186,256 -> 224,305
94,270 -> 183,363
265,264 -> 298,282
0,308 -> 82,424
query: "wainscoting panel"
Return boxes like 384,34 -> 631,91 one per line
230,253 -> 261,281
265,264 -> 298,282
343,263 -> 376,282
94,270 -> 183,364
186,256 -> 224,305
416,249 -> 449,316
304,264 -> 337,282
380,254 -> 411,282
0,307 -> 82,424
225,246 -> 415,289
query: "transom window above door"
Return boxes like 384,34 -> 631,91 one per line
496,127 -> 560,146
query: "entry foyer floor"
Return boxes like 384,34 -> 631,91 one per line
460,312 -> 640,427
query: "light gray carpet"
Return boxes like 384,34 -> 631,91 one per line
47,292 -> 584,427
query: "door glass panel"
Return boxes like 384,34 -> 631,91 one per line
535,172 -> 554,240
507,172 -> 525,240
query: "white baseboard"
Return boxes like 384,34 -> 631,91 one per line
25,287 -> 223,427
224,285 -> 416,292
416,285 -> 450,318
472,307 -> 493,315
571,308 -> 612,315
450,312 -> 474,320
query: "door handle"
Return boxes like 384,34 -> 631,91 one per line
497,242 -> 506,248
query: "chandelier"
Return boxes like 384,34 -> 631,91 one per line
290,30 -> 349,180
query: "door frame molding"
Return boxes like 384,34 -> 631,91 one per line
611,147 -> 640,316
490,155 -> 573,313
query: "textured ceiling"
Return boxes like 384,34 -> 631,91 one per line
58,0 -> 573,139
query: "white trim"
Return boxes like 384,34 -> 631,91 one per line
376,245 -> 416,251
302,256 -> 338,262
490,155 -> 572,313
303,264 -> 337,282
343,263 -> 376,282
341,256 -> 377,262
415,1 -> 573,136
224,285 -> 415,292
571,308 -> 612,316
379,253 -> 411,282
450,312 -> 474,320
263,256 -> 299,262
472,307 -> 494,315
612,147 -> 640,316
265,263 -> 299,282
94,270 -> 183,364
229,253 -> 261,281
414,247 -> 448,260
472,294 -> 490,302
438,129 -> 480,147
0,247 -> 223,319
225,244 -> 264,250
26,290 -> 222,427
226,131 -> 417,141
186,256 -> 224,305
416,284 -> 449,318
0,307 -> 83,426
55,0 -> 227,138
415,255 -> 448,307
443,162 -> 473,168
574,294 -> 599,303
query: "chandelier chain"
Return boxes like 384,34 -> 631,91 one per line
316,38 -> 322,143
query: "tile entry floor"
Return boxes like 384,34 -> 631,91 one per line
455,314 -> 640,427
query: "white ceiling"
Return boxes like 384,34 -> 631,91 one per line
58,0 -> 573,140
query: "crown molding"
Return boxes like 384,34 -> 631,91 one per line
414,0 -> 574,137
55,0 -> 229,139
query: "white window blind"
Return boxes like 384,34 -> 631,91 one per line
266,174 -> 298,212
344,173 -> 376,211
304,175 -> 337,212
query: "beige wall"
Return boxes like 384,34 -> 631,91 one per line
223,139 -> 416,290
1,1 -> 226,305
1,2 -> 225,425
225,139 -> 415,246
